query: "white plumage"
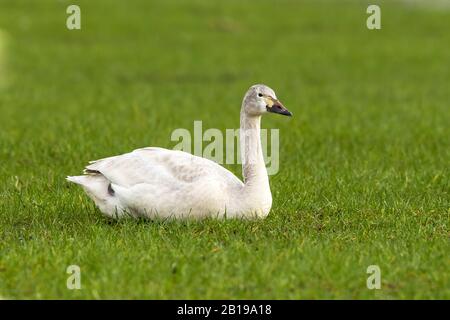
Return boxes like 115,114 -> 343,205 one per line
67,84 -> 292,219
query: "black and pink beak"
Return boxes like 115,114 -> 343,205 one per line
266,98 -> 292,116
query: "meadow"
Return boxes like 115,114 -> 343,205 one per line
0,0 -> 448,299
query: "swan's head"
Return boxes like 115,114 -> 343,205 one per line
242,84 -> 292,117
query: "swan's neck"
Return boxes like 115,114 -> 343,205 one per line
240,111 -> 270,198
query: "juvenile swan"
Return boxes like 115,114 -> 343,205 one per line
67,84 -> 292,219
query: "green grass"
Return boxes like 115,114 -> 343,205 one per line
0,0 -> 449,299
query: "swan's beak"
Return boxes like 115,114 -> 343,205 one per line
266,97 -> 292,117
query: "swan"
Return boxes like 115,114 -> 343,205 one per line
67,84 -> 292,219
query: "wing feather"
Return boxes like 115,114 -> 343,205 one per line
84,147 -> 243,189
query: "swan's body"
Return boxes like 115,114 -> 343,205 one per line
67,84 -> 292,219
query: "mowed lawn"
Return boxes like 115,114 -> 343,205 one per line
0,0 -> 449,299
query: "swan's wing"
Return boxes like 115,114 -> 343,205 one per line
84,147 -> 243,188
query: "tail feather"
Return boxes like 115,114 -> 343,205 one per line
66,175 -> 125,218
66,175 -> 87,185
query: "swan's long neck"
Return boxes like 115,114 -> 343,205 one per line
240,110 -> 271,200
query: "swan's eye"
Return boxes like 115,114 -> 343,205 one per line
258,93 -> 263,97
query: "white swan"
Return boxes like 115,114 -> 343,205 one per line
67,84 -> 292,219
